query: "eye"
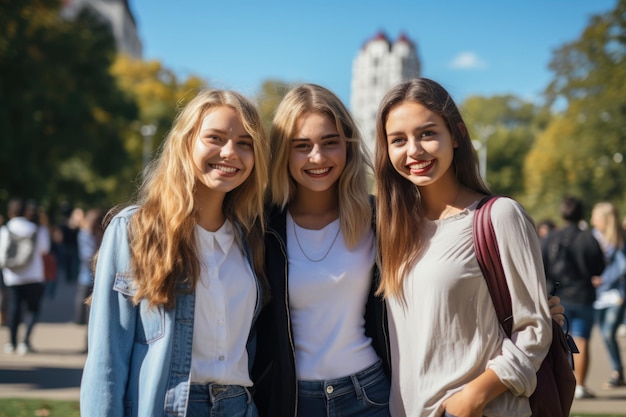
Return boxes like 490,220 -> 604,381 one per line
293,142 -> 311,150
388,136 -> 406,145
206,134 -> 222,142
238,139 -> 253,148
419,130 -> 436,139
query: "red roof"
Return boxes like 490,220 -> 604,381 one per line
361,31 -> 415,50
396,32 -> 416,49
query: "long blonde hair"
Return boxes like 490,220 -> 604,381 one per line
126,89 -> 269,308
375,78 -> 490,299
269,83 -> 372,248
592,202 -> 625,250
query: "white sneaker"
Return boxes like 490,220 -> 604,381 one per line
16,342 -> 31,355
574,385 -> 595,399
3,343 -> 15,354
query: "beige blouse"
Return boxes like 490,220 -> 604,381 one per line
387,198 -> 552,417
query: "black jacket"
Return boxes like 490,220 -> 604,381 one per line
540,224 -> 605,305
251,204 -> 391,417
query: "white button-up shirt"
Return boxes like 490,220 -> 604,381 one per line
190,220 -> 257,386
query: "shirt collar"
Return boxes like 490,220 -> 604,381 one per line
214,219 -> 235,255
196,219 -> 235,256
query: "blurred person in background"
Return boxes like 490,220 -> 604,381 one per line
0,198 -> 51,355
590,202 -> 626,389
57,203 -> 82,283
541,195 -> 606,399
74,208 -> 104,327
0,213 -> 7,326
536,218 -> 556,239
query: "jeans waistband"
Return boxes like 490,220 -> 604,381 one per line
189,383 -> 252,403
298,360 -> 385,399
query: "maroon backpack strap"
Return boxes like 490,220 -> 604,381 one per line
473,195 -> 514,337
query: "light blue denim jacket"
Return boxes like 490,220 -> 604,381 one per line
80,206 -> 263,417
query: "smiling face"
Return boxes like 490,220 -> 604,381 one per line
288,111 -> 347,195
385,101 -> 458,190
192,106 -> 255,198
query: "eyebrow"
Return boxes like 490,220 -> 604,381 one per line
386,121 -> 438,137
201,128 -> 252,139
292,133 -> 340,141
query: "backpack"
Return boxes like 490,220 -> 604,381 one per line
474,196 -> 576,417
546,228 -> 580,287
0,226 -> 38,270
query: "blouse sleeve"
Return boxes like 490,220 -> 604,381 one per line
80,210 -> 138,416
485,197 -> 552,397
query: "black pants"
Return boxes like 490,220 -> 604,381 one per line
8,283 -> 45,347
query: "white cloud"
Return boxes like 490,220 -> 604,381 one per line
450,52 -> 487,70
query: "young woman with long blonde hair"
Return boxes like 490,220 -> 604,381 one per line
80,89 -> 269,417
590,201 -> 626,389
253,83 -> 391,417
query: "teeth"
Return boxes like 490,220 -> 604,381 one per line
211,164 -> 237,173
411,161 -> 431,169
307,168 -> 330,175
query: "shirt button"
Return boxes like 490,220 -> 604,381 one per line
326,385 -> 334,394
219,355 -> 225,361
218,320 -> 224,326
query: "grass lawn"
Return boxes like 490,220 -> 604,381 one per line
0,399 -> 624,417
0,399 -> 80,417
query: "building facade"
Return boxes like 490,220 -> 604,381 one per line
350,32 -> 421,153
61,0 -> 142,58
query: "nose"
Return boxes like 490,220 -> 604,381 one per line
407,138 -> 423,157
220,139 -> 237,160
308,144 -> 326,163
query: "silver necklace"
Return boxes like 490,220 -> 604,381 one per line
292,217 -> 341,263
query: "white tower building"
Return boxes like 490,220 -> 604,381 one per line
351,32 -> 420,154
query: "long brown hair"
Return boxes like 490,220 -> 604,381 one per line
374,78 -> 489,299
120,90 -> 269,308
269,83 -> 372,248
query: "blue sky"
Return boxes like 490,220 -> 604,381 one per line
130,0 -> 616,109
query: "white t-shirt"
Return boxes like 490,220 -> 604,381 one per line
190,220 -> 257,386
387,198 -> 552,417
287,213 -> 379,380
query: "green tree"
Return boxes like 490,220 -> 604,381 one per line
255,79 -> 291,133
461,95 -> 551,199
110,55 -> 207,187
525,0 -> 626,218
0,0 -> 138,213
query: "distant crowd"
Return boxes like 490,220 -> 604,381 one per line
0,198 -> 104,355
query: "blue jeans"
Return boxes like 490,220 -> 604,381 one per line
562,302 -> 595,339
187,384 -> 258,417
297,360 -> 390,417
596,302 -> 626,373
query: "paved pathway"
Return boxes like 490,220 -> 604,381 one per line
1,280 -> 626,415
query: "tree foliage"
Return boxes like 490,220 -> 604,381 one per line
0,0 -> 138,213
524,0 -> 626,220
110,55 -> 207,190
461,95 -> 550,199
255,79 -> 291,133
